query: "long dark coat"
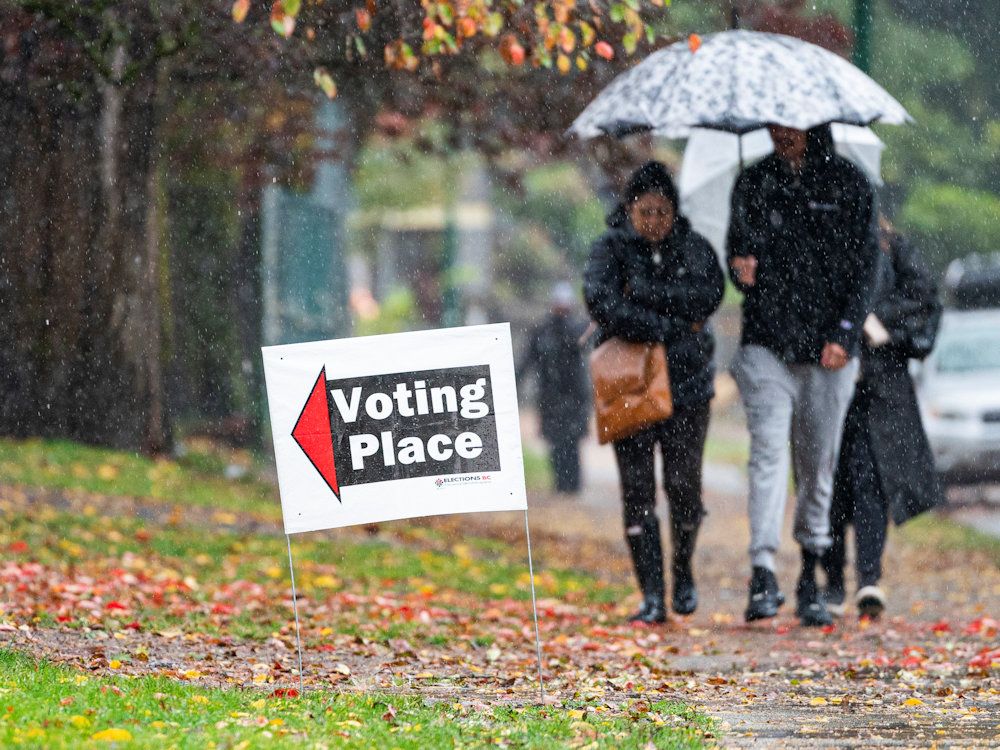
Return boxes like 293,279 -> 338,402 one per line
833,235 -> 944,526
583,214 -> 724,409
517,313 -> 591,443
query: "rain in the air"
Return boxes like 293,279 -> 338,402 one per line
0,0 -> 997,746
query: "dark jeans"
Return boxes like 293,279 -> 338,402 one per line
613,402 -> 710,532
826,417 -> 888,589
549,436 -> 581,494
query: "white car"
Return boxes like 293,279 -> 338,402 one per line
915,309 -> 1000,483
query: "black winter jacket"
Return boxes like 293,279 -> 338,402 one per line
584,214 -> 724,408
726,128 -> 878,363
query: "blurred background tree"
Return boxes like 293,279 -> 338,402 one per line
0,0 -> 994,455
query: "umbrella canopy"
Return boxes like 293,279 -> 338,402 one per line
678,124 -> 885,255
569,30 -> 911,139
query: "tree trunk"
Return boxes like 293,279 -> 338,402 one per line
0,39 -> 168,452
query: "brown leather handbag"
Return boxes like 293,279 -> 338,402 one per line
589,337 -> 673,444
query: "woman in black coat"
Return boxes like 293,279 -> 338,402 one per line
822,222 -> 943,619
584,162 -> 724,623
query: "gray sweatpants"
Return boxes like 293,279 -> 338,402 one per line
731,345 -> 858,571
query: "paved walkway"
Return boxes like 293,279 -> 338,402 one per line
519,405 -> 1000,747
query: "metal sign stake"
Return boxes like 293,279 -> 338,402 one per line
285,534 -> 305,694
524,509 -> 545,702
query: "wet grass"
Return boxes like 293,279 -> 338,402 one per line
0,650 -> 712,749
901,512 -> 1000,568
1,493 -> 626,638
0,437 -> 278,517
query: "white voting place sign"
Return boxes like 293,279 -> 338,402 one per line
262,324 -> 528,534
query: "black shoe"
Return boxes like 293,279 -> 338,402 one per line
745,566 -> 783,622
796,577 -> 833,627
629,593 -> 667,624
670,518 -> 700,616
822,584 -> 846,618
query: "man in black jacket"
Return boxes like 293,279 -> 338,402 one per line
727,124 -> 877,627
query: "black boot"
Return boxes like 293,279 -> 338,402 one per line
745,566 -> 783,622
796,549 -> 833,627
625,516 -> 667,624
670,517 -> 700,616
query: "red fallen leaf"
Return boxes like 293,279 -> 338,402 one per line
775,624 -> 791,635
8,541 -> 28,554
57,615 -> 72,623
125,621 -> 142,630
595,41 -> 614,60
969,647 -> 1000,671
270,688 -> 300,699
105,601 -> 128,611
965,617 -> 998,637
382,704 -> 397,722
688,33 -> 702,53
930,620 -> 951,634
211,603 -> 235,615
821,624 -> 837,635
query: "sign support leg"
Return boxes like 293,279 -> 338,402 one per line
285,534 -> 305,694
523,509 -> 545,702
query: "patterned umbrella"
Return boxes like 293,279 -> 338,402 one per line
569,30 -> 911,139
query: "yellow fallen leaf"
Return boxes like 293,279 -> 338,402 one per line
190,695 -> 209,704
69,715 -> 90,729
108,660 -> 122,670
809,697 -> 828,706
319,627 -> 334,636
97,464 -> 119,480
92,728 -> 133,742
183,669 -> 202,680
904,697 -> 925,707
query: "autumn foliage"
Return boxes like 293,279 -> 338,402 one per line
233,0 -> 669,99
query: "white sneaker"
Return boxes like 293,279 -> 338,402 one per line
855,585 -> 886,619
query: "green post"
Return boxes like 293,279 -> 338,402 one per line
853,0 -> 873,73
441,212 -> 461,327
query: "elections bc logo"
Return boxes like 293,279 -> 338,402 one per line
291,365 -> 501,501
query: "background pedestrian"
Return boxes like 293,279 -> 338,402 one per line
517,283 -> 591,495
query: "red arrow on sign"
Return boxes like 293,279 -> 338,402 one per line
291,368 -> 340,501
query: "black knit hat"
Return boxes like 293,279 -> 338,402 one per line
623,161 -> 679,209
